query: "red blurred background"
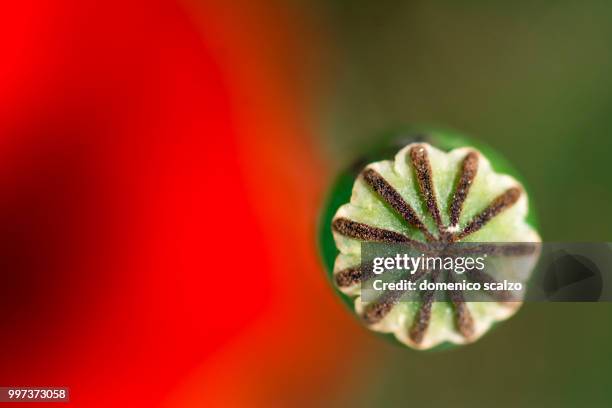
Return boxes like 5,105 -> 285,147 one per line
0,1 -> 366,406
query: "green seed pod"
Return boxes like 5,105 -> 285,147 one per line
319,129 -> 541,350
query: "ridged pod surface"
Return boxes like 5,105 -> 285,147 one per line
327,137 -> 541,350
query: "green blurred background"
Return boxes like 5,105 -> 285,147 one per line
315,1 -> 612,406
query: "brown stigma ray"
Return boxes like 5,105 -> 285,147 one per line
332,218 -> 412,244
455,187 -> 522,241
446,271 -> 475,339
362,269 -> 427,325
410,145 -> 444,235
449,151 -> 479,227
335,266 -> 374,288
408,269 -> 440,345
362,168 -> 436,242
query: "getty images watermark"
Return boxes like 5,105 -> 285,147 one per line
360,242 -> 612,302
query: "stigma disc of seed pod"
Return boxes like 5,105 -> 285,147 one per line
327,139 -> 541,350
